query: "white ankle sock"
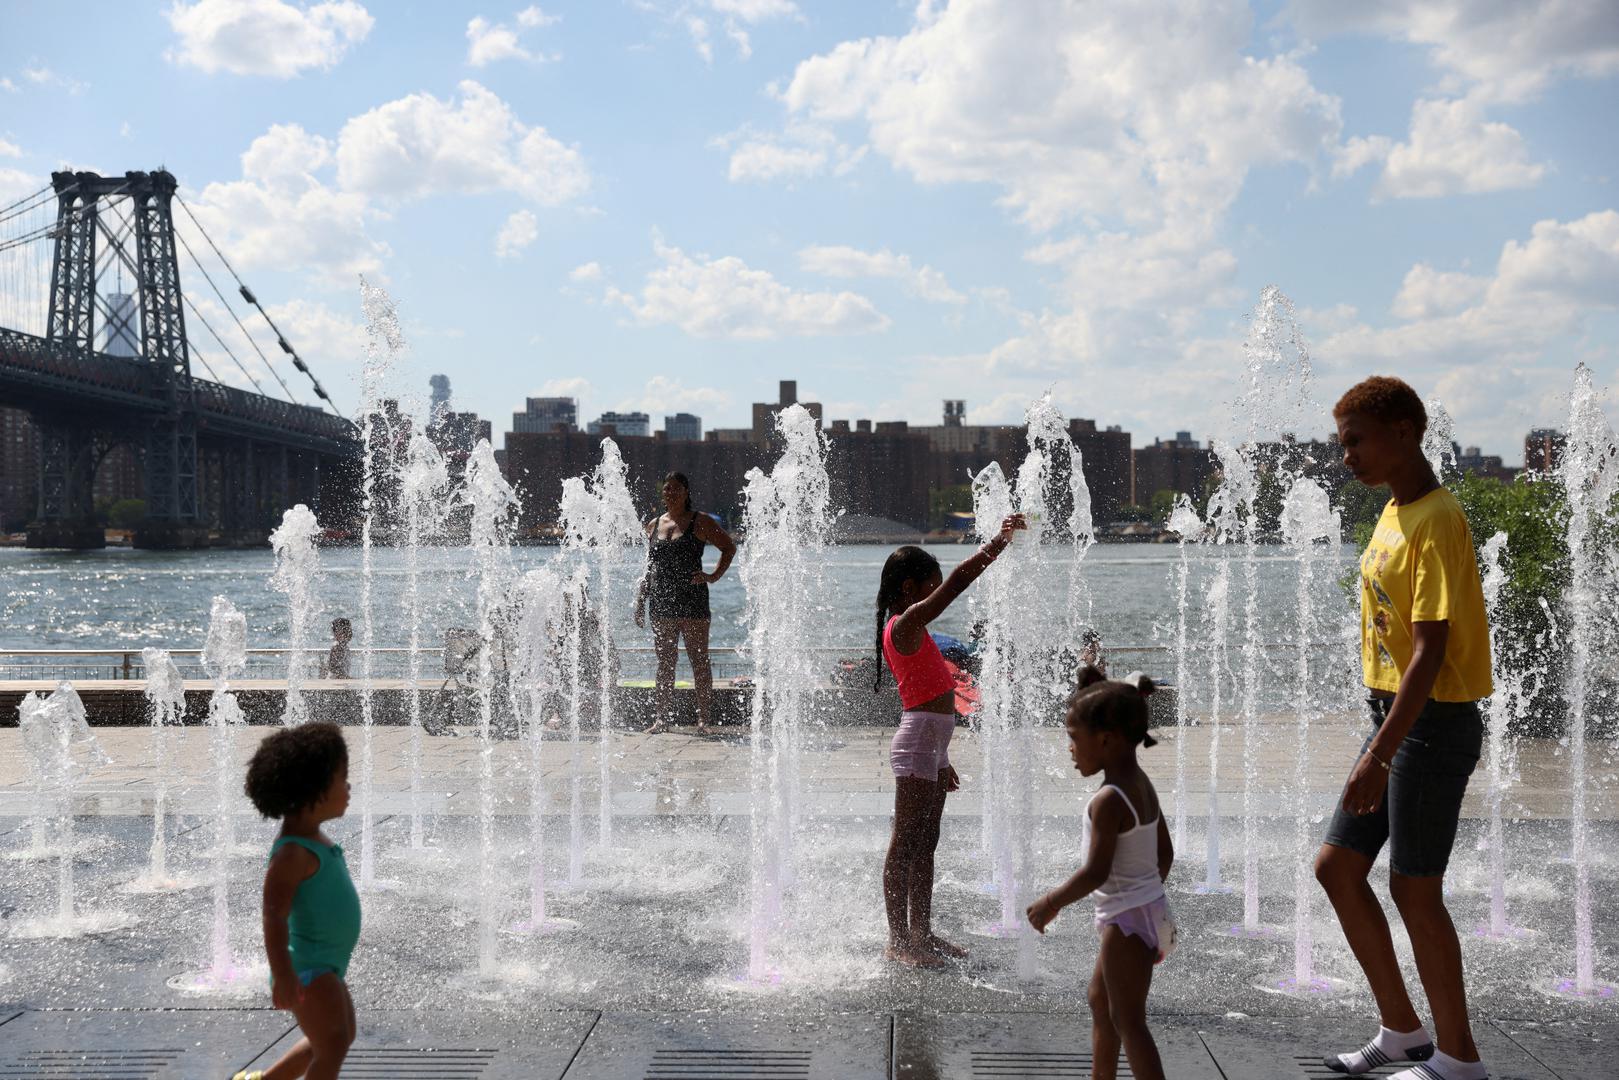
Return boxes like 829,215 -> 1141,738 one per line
1389,1050 -> 1488,1080
1325,1025 -> 1434,1074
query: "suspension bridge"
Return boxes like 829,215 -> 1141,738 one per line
0,168 -> 359,548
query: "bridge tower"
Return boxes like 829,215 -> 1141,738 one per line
37,170 -> 207,549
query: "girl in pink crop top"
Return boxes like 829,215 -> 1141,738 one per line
872,513 -> 1024,969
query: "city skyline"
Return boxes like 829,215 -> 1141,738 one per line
1,1 -> 1615,461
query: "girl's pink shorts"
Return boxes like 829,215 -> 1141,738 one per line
1095,895 -> 1177,964
889,710 -> 955,780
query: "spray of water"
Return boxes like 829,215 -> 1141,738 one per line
1280,476 -> 1338,991
11,683 -> 126,938
1476,532 -> 1530,941
270,505 -> 322,727
1553,363 -> 1618,998
1422,398 -> 1458,482
970,394 -> 1094,980
401,432 -> 452,850
558,439 -> 644,852
126,649 -> 192,892
1167,496 -> 1204,856
169,597 -> 258,992
738,404 -> 833,982
465,440 -> 519,977
506,565 -> 579,935
356,279 -> 405,892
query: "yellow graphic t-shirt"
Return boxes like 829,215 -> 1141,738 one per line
1359,487 -> 1493,702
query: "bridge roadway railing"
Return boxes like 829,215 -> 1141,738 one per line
0,328 -> 355,454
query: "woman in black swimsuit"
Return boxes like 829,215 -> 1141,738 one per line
634,472 -> 736,734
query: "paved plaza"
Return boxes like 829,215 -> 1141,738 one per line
2,720 -> 1616,1077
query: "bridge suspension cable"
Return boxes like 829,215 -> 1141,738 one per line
173,226 -> 300,404
174,193 -> 336,412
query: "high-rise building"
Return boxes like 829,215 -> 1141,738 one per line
104,293 -> 139,357
512,396 -> 578,435
943,400 -> 966,427
1133,432 -> 1215,508
0,406 -> 37,532
588,411 -> 651,438
1524,428 -> 1564,475
664,413 -> 703,441
429,375 -> 452,425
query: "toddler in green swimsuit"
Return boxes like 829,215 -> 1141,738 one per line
233,721 -> 361,1080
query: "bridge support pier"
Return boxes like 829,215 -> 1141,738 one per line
26,417 -> 103,549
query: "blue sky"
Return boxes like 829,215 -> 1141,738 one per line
1,0 -> 1615,462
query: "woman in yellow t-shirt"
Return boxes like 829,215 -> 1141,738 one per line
1314,377 -> 1492,1080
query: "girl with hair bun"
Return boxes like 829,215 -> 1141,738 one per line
1028,666 -> 1175,1080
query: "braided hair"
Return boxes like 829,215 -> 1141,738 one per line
1066,664 -> 1157,748
872,545 -> 942,692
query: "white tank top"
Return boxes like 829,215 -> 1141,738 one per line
1091,783 -> 1166,919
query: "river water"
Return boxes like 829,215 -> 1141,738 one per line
2,542 -> 1361,707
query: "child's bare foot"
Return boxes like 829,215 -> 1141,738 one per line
696,721 -> 714,735
884,943 -> 946,968
923,934 -> 969,959
642,722 -> 668,734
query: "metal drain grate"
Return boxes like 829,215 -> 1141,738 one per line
970,1051 -> 1134,1078
644,1048 -> 813,1079
335,1047 -> 496,1077
0,1048 -> 183,1078
1294,1056 -> 1402,1078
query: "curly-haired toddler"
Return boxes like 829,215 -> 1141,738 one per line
232,721 -> 359,1080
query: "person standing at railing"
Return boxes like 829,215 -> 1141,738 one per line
320,618 -> 352,680
634,472 -> 735,735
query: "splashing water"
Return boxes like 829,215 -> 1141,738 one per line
507,565 -> 578,936
971,394 -> 1095,980
270,504 -> 322,727
1553,364 -> 1618,998
401,432 -> 453,850
127,649 -> 193,891
466,440 -> 520,977
1167,496 -> 1204,856
169,597 -> 260,993
1221,286 -> 1321,936
1280,476 -> 1338,991
356,279 -> 406,892
1422,398 -> 1458,482
558,439 -> 645,853
738,404 -> 833,982
11,683 -> 127,939
1476,532 -> 1529,941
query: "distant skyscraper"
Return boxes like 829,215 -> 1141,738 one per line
587,411 -> 651,438
512,397 -> 578,434
104,293 -> 138,357
664,412 -> 702,441
429,375 -> 452,424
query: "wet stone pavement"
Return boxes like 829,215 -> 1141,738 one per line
2,723 -> 1617,1077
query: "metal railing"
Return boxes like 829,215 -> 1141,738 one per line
0,642 -> 1344,685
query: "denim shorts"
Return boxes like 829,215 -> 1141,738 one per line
1323,696 -> 1482,878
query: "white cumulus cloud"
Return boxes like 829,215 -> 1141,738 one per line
336,80 -> 589,206
186,123 -> 388,286
166,0 -> 373,78
1286,0 -> 1619,103
466,6 -> 559,67
797,244 -> 964,304
495,209 -> 539,258
1371,97 -> 1547,198
605,237 -> 889,339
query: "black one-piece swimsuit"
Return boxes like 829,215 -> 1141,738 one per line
647,520 -> 710,620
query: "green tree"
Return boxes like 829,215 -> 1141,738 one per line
1148,488 -> 1179,526
929,483 -> 974,529
1454,474 -> 1571,735
107,498 -> 147,529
